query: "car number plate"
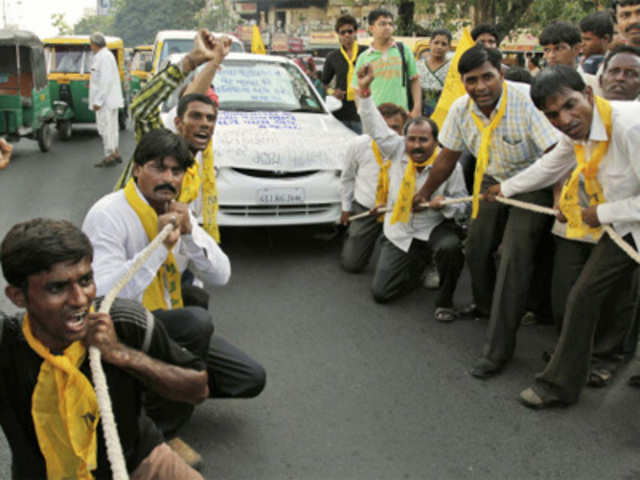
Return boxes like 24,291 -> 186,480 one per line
257,187 -> 305,204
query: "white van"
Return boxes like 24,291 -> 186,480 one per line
151,30 -> 244,74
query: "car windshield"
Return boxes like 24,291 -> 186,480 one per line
46,46 -> 88,73
213,60 -> 324,113
131,50 -> 152,71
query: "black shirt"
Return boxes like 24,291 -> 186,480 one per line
0,297 -> 205,479
321,45 -> 365,122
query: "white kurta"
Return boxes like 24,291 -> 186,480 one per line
90,47 -> 124,157
82,184 -> 231,307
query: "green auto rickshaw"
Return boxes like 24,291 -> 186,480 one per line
43,35 -> 128,137
0,30 -> 58,151
129,45 -> 152,100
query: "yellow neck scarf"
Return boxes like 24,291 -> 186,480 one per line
559,96 -> 612,240
390,151 -> 437,224
24,312 -> 99,480
340,42 -> 358,101
178,141 -> 220,243
469,82 -> 508,219
125,178 -> 184,311
371,140 -> 391,222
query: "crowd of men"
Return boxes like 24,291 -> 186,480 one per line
1,0 -> 640,477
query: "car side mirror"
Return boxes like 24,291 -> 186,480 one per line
325,95 -> 342,113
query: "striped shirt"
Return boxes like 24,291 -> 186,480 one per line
115,64 -> 187,189
439,80 -> 558,182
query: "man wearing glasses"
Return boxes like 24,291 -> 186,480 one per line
322,14 -> 364,133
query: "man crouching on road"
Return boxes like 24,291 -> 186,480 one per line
356,64 -> 468,321
83,128 -> 266,467
0,218 -> 207,479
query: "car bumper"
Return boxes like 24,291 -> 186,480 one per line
216,167 -> 341,226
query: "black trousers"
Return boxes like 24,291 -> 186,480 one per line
341,201 -> 383,273
536,234 -> 639,403
467,177 -> 553,365
145,306 -> 266,438
371,221 -> 464,307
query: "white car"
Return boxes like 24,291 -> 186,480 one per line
165,53 -> 357,226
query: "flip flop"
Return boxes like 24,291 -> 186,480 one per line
435,307 -> 457,323
587,368 -> 612,388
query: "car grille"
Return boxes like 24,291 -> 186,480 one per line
231,168 -> 320,178
221,203 -> 335,217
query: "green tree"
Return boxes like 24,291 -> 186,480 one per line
396,0 -> 600,38
196,0 -> 242,32
51,13 -> 73,35
73,15 -> 114,36
110,0 -> 206,46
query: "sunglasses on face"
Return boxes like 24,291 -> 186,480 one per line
339,29 -> 355,35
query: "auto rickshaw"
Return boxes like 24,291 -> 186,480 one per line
0,30 -> 58,151
129,44 -> 152,100
43,35 -> 128,137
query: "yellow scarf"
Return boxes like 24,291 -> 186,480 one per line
24,312 -> 99,480
340,42 -> 358,101
371,140 -> 391,222
390,151 -> 437,224
559,96 -> 611,240
469,82 -> 508,219
178,141 -> 220,243
125,178 -> 184,311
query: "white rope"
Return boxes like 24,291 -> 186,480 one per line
90,222 -> 175,480
347,194 -> 640,264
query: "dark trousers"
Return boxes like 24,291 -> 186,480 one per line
341,201 -> 383,273
551,236 -> 638,363
145,306 -> 266,438
371,221 -> 464,307
536,235 -> 638,403
467,179 -> 553,365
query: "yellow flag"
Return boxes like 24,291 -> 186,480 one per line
252,25 -> 266,54
430,28 -> 475,129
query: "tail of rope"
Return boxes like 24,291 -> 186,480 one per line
90,223 -> 175,480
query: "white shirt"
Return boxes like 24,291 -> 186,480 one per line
89,46 -> 124,110
502,100 -> 640,250
340,134 -> 402,211
359,95 -> 469,252
82,184 -> 230,307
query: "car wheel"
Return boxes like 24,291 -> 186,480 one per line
37,123 -> 53,152
57,120 -> 72,141
119,109 -> 127,131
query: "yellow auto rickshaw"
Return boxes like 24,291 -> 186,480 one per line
129,45 -> 152,100
43,35 -> 128,138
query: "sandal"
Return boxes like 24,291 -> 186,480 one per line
435,307 -> 457,323
587,368 -> 612,388
94,156 -> 117,168
519,385 -> 566,409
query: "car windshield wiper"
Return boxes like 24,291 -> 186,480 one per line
288,106 -> 322,113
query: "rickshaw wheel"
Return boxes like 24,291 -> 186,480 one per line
37,123 -> 53,152
57,120 -> 72,141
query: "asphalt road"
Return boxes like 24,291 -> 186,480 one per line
1,127 -> 640,479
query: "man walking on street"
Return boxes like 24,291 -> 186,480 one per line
322,14 -> 365,133
89,32 -> 124,168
